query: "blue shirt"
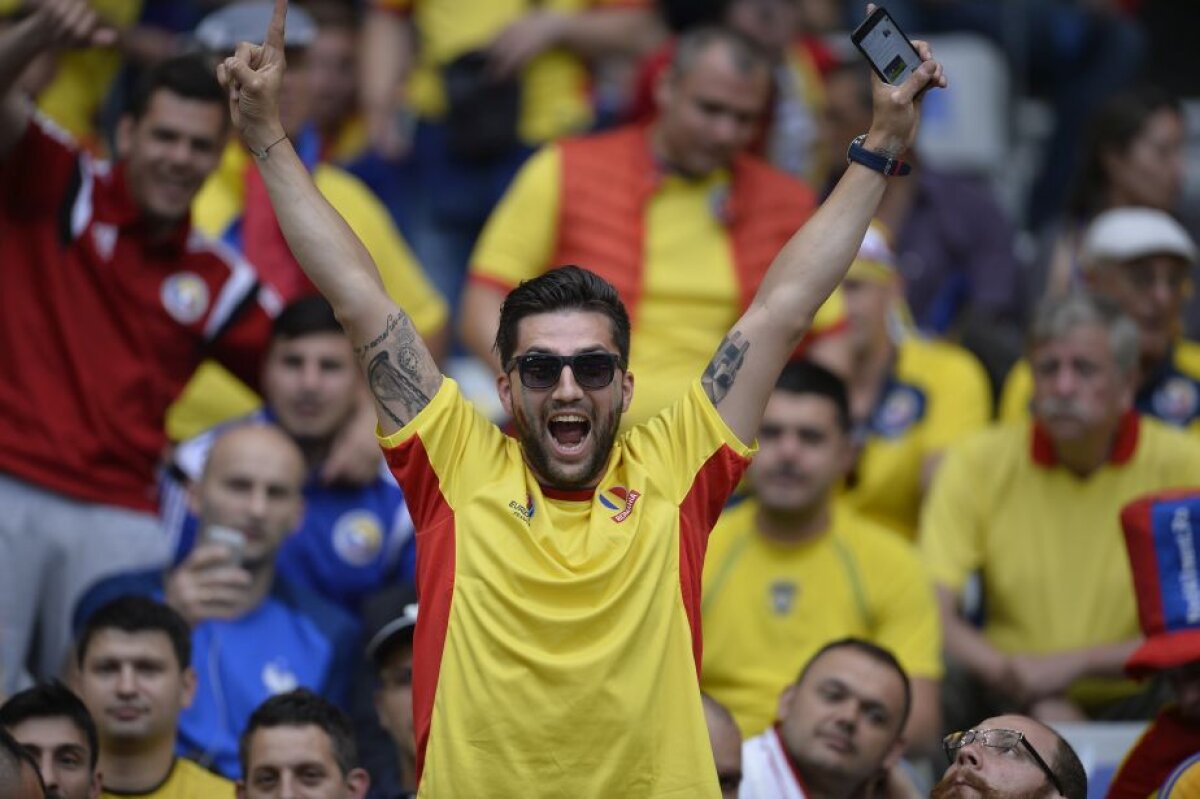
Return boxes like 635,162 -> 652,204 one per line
73,571 -> 360,779
161,410 -> 417,615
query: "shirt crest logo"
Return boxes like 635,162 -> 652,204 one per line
332,510 -> 384,567
91,222 -> 117,261
160,272 -> 210,324
871,384 -> 925,439
769,580 -> 798,615
598,486 -> 642,523
508,493 -> 535,524
261,659 -> 299,695
1153,376 -> 1199,427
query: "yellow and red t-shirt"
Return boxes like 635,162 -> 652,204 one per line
374,0 -> 645,143
380,379 -> 753,797
920,416 -> 1200,708
701,500 -> 941,737
470,143 -> 841,429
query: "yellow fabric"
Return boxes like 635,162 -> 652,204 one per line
35,0 -> 142,144
100,757 -> 235,799
379,379 -> 752,797
470,145 -> 843,430
1161,756 -> 1200,798
164,142 -> 447,441
1000,342 -> 1200,432
701,499 -> 942,737
325,114 -> 369,163
376,0 -> 635,143
842,337 -> 992,540
919,419 -> 1200,709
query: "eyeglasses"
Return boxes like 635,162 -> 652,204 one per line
943,729 -> 1065,796
506,352 -> 622,391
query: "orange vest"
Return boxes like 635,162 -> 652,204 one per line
554,125 -> 817,324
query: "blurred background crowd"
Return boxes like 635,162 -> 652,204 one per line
3,0 -> 1200,797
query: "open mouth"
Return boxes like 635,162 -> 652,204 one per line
547,413 -> 591,455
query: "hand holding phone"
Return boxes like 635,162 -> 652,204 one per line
851,6 -> 922,87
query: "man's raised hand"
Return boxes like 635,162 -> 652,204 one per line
860,3 -> 947,157
216,0 -> 288,149
29,0 -> 118,49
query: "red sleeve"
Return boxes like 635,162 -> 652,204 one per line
0,114 -> 83,217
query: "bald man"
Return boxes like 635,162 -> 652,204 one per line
74,424 -> 360,780
934,714 -> 1087,799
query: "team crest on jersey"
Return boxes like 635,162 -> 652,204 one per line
261,659 -> 299,695
1152,376 -> 1200,427
160,272 -> 210,324
91,222 -> 117,261
769,580 -> 798,615
871,384 -> 926,439
332,510 -> 384,567
598,486 -> 642,522
508,493 -> 535,524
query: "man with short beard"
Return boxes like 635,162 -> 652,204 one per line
933,714 -> 1085,799
921,292 -> 1200,730
217,3 -> 945,795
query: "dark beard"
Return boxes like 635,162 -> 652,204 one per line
514,407 -> 620,491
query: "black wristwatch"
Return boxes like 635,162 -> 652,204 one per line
846,134 -> 911,176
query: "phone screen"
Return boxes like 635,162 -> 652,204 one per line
852,8 -> 920,85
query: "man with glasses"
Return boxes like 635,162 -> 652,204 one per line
216,2 -> 945,795
1001,207 -> 1200,430
933,715 -> 1086,799
921,293 -> 1200,728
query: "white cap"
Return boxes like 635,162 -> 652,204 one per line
1082,207 -> 1197,269
194,1 -> 317,52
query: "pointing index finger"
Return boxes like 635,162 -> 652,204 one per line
265,0 -> 287,50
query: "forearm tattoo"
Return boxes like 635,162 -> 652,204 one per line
357,313 -> 433,423
702,331 -> 750,406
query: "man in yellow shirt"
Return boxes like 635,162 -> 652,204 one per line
1001,207 -> 1200,431
217,2 -> 945,791
921,292 -> 1200,731
702,360 -> 942,752
840,223 -> 991,539
360,0 -> 659,321
462,27 -> 848,429
73,597 -> 234,798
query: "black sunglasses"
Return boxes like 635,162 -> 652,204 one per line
507,352 -> 622,391
943,729 -> 1065,796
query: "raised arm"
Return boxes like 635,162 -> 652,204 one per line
703,32 -> 945,444
218,0 -> 440,435
0,1 -> 115,159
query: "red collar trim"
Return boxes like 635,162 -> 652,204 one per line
539,485 -> 596,501
771,724 -> 811,793
1030,410 -> 1140,467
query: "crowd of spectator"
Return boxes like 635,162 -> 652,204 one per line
1,0 -> 1200,797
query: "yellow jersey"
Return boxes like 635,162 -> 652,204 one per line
843,336 -> 991,539
920,416 -> 1200,708
702,499 -> 942,737
380,378 -> 753,797
100,758 -> 234,799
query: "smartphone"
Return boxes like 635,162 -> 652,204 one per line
200,524 -> 245,567
851,6 -> 921,86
